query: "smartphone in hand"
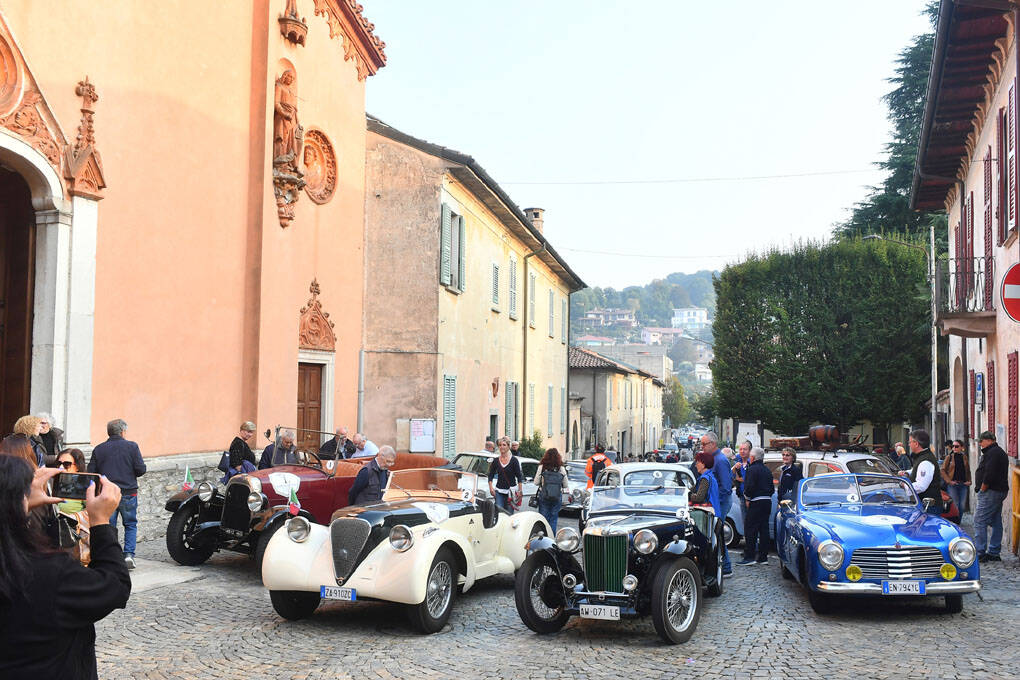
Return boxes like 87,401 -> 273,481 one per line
53,472 -> 102,500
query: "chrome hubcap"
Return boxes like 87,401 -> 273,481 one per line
665,568 -> 697,631
426,561 -> 452,618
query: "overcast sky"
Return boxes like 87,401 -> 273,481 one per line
364,1 -> 934,290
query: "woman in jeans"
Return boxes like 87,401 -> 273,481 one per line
941,439 -> 971,519
487,436 -> 523,514
535,448 -> 567,532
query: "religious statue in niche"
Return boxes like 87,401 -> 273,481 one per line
273,67 -> 305,227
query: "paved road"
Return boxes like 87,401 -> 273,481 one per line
102,523 -> 1020,680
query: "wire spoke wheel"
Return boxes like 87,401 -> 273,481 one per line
665,569 -> 697,630
426,561 -> 453,618
514,552 -> 570,633
651,557 -> 702,644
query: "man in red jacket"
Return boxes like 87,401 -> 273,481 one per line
585,445 -> 612,489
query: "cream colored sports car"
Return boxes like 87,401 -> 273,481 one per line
261,468 -> 552,632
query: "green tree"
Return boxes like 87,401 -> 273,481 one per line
835,1 -> 941,245
689,388 -> 717,424
712,238 -> 929,434
662,376 -> 690,427
517,431 -> 545,460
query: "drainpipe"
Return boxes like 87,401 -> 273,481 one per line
357,349 -> 365,433
522,244 -> 547,439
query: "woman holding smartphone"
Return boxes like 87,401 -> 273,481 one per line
0,455 -> 130,679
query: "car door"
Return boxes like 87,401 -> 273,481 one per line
519,458 -> 539,505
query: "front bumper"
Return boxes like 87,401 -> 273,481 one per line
817,580 -> 981,595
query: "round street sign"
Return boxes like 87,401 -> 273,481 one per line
1002,262 -> 1020,322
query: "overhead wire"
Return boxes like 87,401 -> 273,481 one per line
502,168 -> 876,186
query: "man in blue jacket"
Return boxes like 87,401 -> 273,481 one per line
701,432 -> 733,575
88,418 -> 146,569
737,447 -> 774,565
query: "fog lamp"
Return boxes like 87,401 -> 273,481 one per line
562,573 -> 577,589
286,516 -> 310,543
246,492 -> 264,511
622,574 -> 639,591
940,563 -> 957,580
845,565 -> 862,582
389,524 -> 414,552
197,481 -> 214,502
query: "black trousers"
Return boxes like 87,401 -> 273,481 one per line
743,498 -> 772,561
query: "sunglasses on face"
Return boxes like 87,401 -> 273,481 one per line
57,460 -> 74,469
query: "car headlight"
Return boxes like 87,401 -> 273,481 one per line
570,488 -> 584,503
287,516 -> 310,542
949,537 -> 976,568
246,492 -> 265,512
197,481 -> 214,502
633,529 -> 658,554
556,526 -> 580,552
389,525 -> 414,552
817,540 -> 845,571
247,476 -> 262,494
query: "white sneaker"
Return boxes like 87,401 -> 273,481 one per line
124,556 -> 136,570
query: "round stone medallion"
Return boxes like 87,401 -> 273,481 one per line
0,35 -> 22,116
302,129 -> 337,204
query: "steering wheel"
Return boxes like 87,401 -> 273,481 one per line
864,492 -> 897,504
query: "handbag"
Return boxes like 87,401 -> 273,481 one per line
528,494 -> 539,508
217,450 -> 230,473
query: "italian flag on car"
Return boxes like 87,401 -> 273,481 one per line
288,487 -> 300,515
182,465 -> 194,491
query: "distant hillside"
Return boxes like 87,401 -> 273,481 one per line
569,270 -> 717,342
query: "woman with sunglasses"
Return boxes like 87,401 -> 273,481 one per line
56,449 -> 88,513
55,449 -> 91,566
941,439 -> 971,520
0,455 -> 130,679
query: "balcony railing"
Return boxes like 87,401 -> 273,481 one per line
935,256 -> 994,315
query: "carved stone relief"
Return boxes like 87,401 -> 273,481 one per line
63,77 -> 106,199
279,0 -> 308,46
311,0 -> 387,81
0,34 -> 21,115
299,278 -> 337,351
302,129 -> 336,204
273,67 -> 304,227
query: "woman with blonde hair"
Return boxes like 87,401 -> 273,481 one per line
12,416 -> 45,466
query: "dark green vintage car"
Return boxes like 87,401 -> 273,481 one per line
514,484 -> 725,644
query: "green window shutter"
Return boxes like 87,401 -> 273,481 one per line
509,258 -> 518,318
561,386 -> 566,434
457,214 -> 466,292
548,290 -> 554,336
443,375 -> 457,457
491,263 -> 499,306
561,299 -> 567,343
505,380 -> 512,436
528,383 -> 535,436
440,203 -> 452,286
547,385 -> 553,437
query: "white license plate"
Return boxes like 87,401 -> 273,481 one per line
580,604 -> 620,620
320,586 -> 357,601
882,580 -> 925,595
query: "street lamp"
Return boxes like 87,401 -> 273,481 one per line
863,230 -> 938,437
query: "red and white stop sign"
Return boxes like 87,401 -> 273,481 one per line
1002,263 -> 1020,322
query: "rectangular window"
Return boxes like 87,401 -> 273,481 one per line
491,262 -> 500,309
548,290 -> 555,337
509,256 -> 518,319
529,273 -> 536,327
1009,80 -> 1017,237
561,299 -> 567,344
528,383 -> 535,436
547,384 -> 553,437
442,375 -> 457,458
440,203 -> 466,292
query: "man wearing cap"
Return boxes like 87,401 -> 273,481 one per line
973,431 -> 1009,562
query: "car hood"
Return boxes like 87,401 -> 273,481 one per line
585,513 -> 679,533
332,498 -> 477,528
800,505 -> 962,548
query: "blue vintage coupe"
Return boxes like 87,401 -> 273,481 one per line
776,473 -> 980,614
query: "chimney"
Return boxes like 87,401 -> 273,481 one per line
525,207 -> 544,233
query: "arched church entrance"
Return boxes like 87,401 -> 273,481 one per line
0,166 -> 34,432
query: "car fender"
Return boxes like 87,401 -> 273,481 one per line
255,507 -> 315,533
261,520 -> 333,590
165,488 -> 220,513
499,511 -> 552,570
661,538 -> 691,556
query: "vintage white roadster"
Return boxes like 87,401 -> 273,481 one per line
261,468 -> 552,632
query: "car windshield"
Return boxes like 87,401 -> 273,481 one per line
566,463 -> 588,482
800,474 -> 916,507
384,468 -> 477,503
622,469 -> 693,489
269,427 -> 326,471
662,443 -> 678,451
846,457 -> 897,475
589,485 -> 688,514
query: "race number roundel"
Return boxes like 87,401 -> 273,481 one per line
1002,263 -> 1020,322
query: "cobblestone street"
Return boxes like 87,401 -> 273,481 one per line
101,518 -> 1020,680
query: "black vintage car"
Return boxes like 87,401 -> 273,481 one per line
514,485 -> 724,644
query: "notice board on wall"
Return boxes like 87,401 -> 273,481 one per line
410,419 -> 436,453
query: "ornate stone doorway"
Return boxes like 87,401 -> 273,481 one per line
297,362 -> 323,451
0,166 -> 33,432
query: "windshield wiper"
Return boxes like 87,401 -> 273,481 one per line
635,485 -> 664,494
391,482 -> 413,499
804,501 -> 842,506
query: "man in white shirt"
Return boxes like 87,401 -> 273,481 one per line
899,429 -> 942,514
351,433 -> 379,458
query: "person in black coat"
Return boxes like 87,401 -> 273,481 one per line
737,447 -> 775,566
0,455 -> 131,680
777,447 -> 804,502
228,421 -> 257,472
86,419 -> 146,567
319,426 -> 356,460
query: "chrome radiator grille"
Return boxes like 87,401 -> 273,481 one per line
850,546 -> 945,579
330,518 -> 372,582
583,533 -> 628,592
220,483 -> 252,532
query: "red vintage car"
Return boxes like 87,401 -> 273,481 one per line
164,436 -> 451,569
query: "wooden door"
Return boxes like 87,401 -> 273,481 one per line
296,362 -> 323,451
0,168 -> 34,433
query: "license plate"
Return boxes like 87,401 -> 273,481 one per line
580,604 -> 620,620
882,580 -> 925,595
320,586 -> 357,601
